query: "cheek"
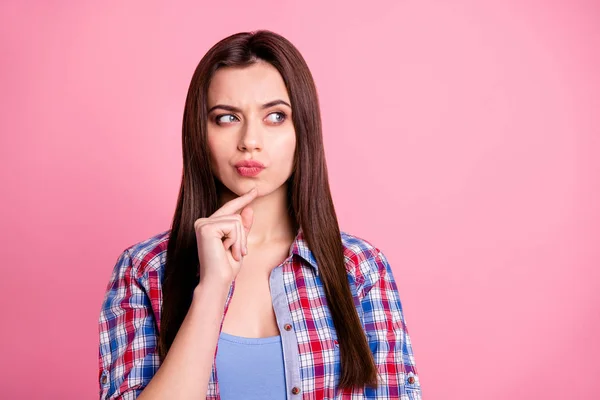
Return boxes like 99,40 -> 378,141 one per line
207,136 -> 226,172
278,131 -> 296,155
273,134 -> 296,170
285,135 -> 297,163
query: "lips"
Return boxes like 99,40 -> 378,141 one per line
234,160 -> 265,168
234,159 -> 265,177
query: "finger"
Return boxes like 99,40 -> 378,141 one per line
199,215 -> 243,225
236,218 -> 244,258
223,219 -> 242,261
196,216 -> 241,239
211,187 -> 258,218
219,221 -> 239,255
239,209 -> 248,255
240,206 -> 254,235
240,207 -> 253,255
230,219 -> 241,261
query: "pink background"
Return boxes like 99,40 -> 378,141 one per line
1,1 -> 598,399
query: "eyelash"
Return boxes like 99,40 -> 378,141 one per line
214,112 -> 287,126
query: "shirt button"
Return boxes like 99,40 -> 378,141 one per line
408,376 -> 415,384
284,323 -> 292,331
291,386 -> 301,395
101,375 -> 108,384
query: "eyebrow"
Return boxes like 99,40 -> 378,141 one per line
207,99 -> 291,114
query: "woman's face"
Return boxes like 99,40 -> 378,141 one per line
206,60 -> 296,198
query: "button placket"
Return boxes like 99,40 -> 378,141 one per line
270,262 -> 303,399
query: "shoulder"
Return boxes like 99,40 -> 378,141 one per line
339,230 -> 388,291
117,229 -> 388,284
118,229 -> 171,279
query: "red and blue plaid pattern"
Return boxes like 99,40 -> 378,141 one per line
98,229 -> 422,399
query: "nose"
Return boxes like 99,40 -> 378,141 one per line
237,117 -> 263,152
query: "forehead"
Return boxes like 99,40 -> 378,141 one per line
207,61 -> 290,106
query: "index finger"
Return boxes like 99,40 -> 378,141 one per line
210,188 -> 258,217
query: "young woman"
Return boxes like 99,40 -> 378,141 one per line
98,30 -> 422,400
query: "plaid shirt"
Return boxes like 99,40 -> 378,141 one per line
98,228 -> 422,399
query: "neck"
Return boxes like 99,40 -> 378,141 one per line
217,182 -> 297,246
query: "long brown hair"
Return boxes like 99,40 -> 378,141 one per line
158,30 -> 378,390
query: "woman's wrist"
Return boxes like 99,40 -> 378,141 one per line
193,278 -> 231,305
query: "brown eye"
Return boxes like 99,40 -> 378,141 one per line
216,114 -> 239,125
265,112 -> 286,124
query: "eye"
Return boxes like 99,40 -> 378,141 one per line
215,114 -> 239,125
265,112 -> 286,125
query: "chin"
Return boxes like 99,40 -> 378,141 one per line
224,180 -> 262,197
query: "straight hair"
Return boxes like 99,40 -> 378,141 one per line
158,30 -> 379,390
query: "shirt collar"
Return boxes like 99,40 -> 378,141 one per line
288,227 -> 319,271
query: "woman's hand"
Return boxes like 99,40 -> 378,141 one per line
194,187 -> 257,286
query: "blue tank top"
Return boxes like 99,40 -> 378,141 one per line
215,331 -> 287,399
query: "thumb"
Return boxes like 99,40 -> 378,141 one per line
240,206 -> 254,234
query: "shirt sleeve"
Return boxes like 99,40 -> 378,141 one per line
360,249 -> 422,400
98,249 -> 160,399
